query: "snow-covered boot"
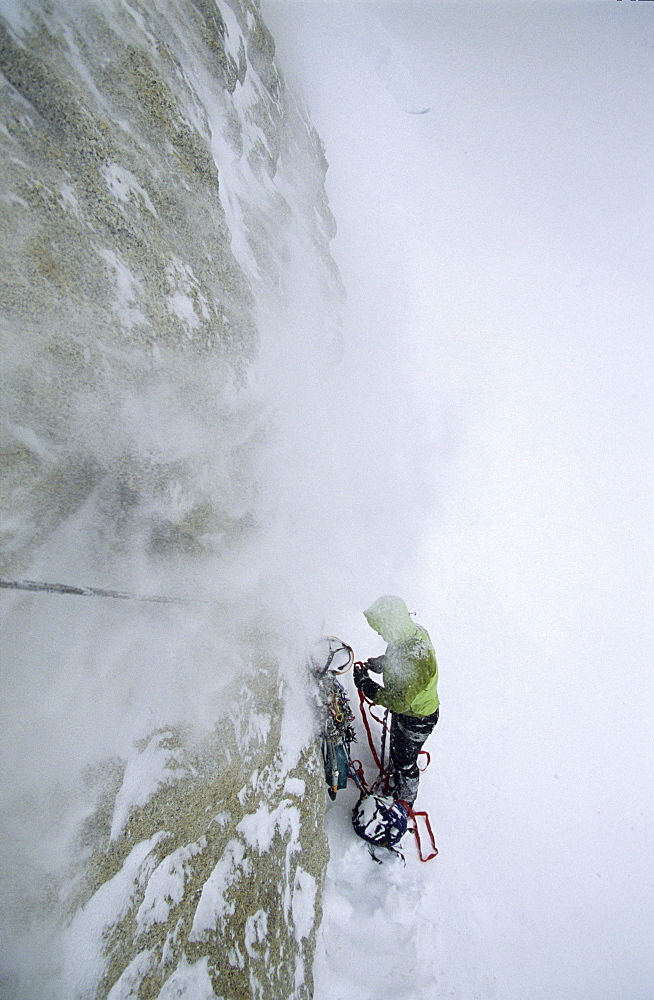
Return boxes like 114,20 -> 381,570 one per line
394,771 -> 419,807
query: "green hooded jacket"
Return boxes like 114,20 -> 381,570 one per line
363,595 -> 439,717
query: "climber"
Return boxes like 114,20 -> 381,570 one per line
354,595 -> 439,807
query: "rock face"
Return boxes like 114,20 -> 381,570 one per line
0,2 -> 339,997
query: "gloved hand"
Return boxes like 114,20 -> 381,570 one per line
353,662 -> 368,689
354,663 -> 380,702
365,655 -> 384,674
360,674 -> 381,702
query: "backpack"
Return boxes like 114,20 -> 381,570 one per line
351,793 -> 409,858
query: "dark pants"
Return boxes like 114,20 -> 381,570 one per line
389,708 -> 439,803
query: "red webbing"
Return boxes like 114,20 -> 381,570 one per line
400,802 -> 439,862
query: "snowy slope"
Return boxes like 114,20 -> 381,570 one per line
264,4 -> 654,999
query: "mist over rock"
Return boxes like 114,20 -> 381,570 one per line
0,1 -> 340,997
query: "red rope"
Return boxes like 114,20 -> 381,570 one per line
369,704 -> 392,729
357,688 -> 385,775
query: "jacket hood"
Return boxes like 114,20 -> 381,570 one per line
363,596 -> 416,644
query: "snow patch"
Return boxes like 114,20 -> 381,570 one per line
220,3 -> 246,67
283,776 -> 305,797
189,839 -> 247,941
101,162 -> 157,216
229,694 -> 272,752
291,867 -> 316,942
244,908 -> 268,958
110,732 -> 187,841
98,247 -> 148,332
155,955 -> 218,1000
107,949 -> 156,1000
62,833 -> 167,998
249,712 -> 272,744
58,183 -> 82,217
236,799 -> 300,854
136,836 -> 207,934
165,257 -> 210,335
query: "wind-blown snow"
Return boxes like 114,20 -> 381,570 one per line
0,0 -> 334,994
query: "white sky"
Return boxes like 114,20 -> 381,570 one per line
262,3 -> 654,997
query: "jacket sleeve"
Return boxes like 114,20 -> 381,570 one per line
372,645 -> 434,714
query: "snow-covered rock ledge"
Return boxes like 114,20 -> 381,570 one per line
0,1 -> 337,996
63,668 -> 328,1000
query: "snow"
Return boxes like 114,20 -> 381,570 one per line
165,257 -> 210,335
155,955 -> 218,1000
106,949 -> 156,1000
136,836 -> 207,934
283,777 -> 305,797
290,867 -> 317,943
219,3 -> 246,67
167,290 -> 201,334
277,649 -> 319,774
189,838 -> 248,942
2,0 -> 652,995
101,162 -> 157,217
314,791 -> 440,1000
58,182 -> 81,217
97,247 -> 149,331
244,909 -> 268,958
236,799 -> 300,855
62,833 -> 168,998
110,731 -> 187,842
263,3 -> 654,998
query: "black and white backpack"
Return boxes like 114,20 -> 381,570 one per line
352,793 -> 409,861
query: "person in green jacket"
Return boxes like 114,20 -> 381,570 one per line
354,595 -> 439,806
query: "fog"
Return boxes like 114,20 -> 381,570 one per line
263,2 -> 653,997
